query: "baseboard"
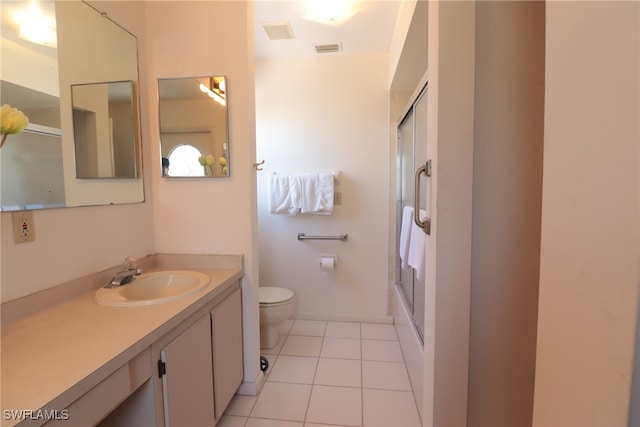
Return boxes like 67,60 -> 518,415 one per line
292,312 -> 393,324
236,371 -> 265,396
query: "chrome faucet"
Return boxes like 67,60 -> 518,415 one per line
105,256 -> 142,288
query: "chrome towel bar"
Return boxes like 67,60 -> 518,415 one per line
297,233 -> 348,242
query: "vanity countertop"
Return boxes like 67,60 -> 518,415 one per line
1,266 -> 243,426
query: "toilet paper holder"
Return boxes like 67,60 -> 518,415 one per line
320,255 -> 337,267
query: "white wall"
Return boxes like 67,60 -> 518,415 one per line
534,1 -> 640,425
255,53 -> 391,321
422,1 -> 475,425
143,1 -> 261,393
0,1 -> 154,303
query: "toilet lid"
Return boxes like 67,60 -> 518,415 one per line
259,287 -> 294,304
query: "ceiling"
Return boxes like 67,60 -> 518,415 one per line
253,1 -> 401,58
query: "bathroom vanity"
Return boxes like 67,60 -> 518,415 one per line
1,255 -> 244,426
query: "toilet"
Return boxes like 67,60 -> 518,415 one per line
259,286 -> 295,349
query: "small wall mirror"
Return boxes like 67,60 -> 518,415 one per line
72,81 -> 138,178
158,76 -> 229,178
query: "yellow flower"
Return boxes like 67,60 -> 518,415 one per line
205,154 -> 216,166
198,155 -> 207,166
0,104 -> 29,148
218,157 -> 227,167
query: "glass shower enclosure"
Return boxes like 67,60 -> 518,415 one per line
396,85 -> 427,342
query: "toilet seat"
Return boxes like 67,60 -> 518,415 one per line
259,287 -> 294,305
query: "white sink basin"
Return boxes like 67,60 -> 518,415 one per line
95,270 -> 211,307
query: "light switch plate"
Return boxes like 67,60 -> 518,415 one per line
12,211 -> 36,243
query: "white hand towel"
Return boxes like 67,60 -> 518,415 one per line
300,173 -> 334,215
269,175 -> 294,214
399,206 -> 414,269
408,209 -> 427,280
288,174 -> 302,215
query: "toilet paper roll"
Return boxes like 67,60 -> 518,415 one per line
320,256 -> 335,271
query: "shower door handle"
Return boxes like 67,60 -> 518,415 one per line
414,160 -> 432,235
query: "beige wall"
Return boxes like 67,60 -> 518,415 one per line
467,2 -> 545,425
255,53 -> 391,322
534,1 -> 640,425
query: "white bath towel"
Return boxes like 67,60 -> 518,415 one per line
408,209 -> 427,280
399,206 -> 414,269
269,175 -> 295,214
299,173 -> 334,215
269,173 -> 334,215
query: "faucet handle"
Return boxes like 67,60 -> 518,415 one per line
124,256 -> 139,270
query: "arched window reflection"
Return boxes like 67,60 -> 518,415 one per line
167,144 -> 204,177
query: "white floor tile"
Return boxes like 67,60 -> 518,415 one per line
251,382 -> 312,422
314,358 -> 361,387
320,337 -> 361,359
217,415 -> 247,427
245,318 -> 418,427
362,339 -> 404,362
361,323 -> 398,340
325,321 -> 361,338
246,418 -> 303,427
268,356 -> 318,384
363,389 -> 421,427
281,335 -> 323,357
362,361 -> 412,391
224,394 -> 257,416
290,320 -> 327,336
306,385 -> 362,427
305,424 -> 355,427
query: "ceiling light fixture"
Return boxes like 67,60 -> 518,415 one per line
15,1 -> 57,47
301,0 -> 363,26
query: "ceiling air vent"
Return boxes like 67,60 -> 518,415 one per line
261,21 -> 295,40
314,42 -> 342,54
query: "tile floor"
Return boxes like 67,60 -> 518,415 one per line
219,320 -> 422,427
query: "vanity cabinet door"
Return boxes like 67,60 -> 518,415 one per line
160,314 -> 215,426
211,288 -> 243,420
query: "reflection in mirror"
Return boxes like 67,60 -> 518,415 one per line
0,81 -> 65,209
158,76 -> 229,178
0,0 -> 143,211
72,81 -> 138,178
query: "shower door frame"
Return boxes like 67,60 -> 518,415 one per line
396,83 -> 428,342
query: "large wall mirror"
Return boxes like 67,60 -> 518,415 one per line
158,76 -> 229,178
0,0 -> 143,211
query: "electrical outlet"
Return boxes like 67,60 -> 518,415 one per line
12,211 -> 36,243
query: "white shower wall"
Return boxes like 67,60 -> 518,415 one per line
255,53 -> 392,321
